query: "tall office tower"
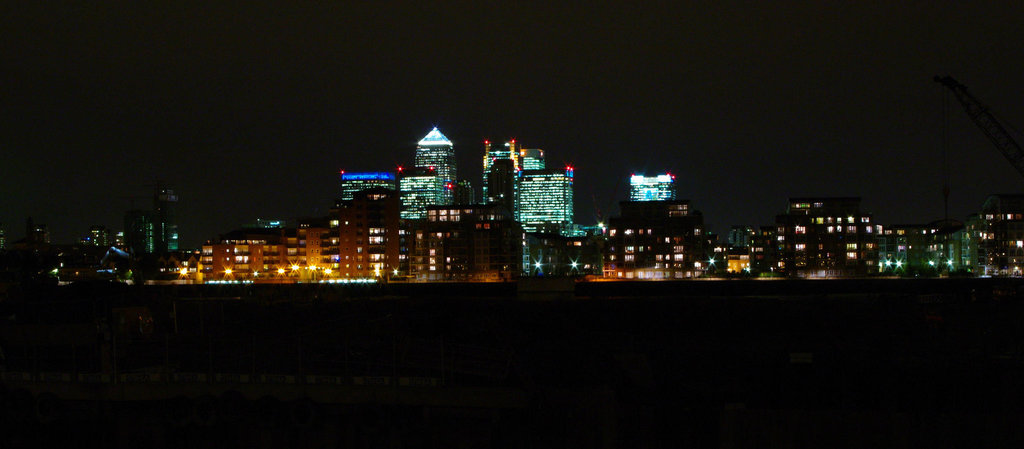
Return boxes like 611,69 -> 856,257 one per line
414,127 -> 456,205
124,210 -> 155,255
481,139 -> 520,201
154,188 -> 179,252
519,148 -> 545,170
487,159 -> 516,212
516,166 -> 575,234
89,225 -> 113,247
453,179 -> 475,205
399,167 -> 444,220
340,171 -> 396,201
629,174 -> 676,201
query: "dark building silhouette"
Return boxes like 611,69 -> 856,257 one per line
604,200 -> 710,279
774,197 -> 878,277
154,188 -> 178,252
123,210 -> 155,256
486,158 -> 516,213
411,204 -> 522,281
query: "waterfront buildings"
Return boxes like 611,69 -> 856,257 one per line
410,204 -> 522,281
629,174 -> 676,202
973,194 -> 1024,276
774,198 -> 878,277
516,167 -> 575,234
332,188 -> 403,278
414,127 -> 456,205
604,200 -> 710,279
877,220 -> 964,275
339,171 -> 396,201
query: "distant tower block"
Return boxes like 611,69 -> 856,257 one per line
415,127 -> 456,205
629,174 -> 676,201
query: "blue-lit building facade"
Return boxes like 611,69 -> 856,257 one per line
516,167 -> 574,234
340,171 -> 396,201
630,174 -> 676,201
414,127 -> 456,205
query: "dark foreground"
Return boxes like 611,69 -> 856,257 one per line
2,278 -> 1024,448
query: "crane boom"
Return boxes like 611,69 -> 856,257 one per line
934,76 -> 1024,179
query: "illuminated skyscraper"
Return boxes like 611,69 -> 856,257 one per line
414,127 -> 456,204
399,167 -> 444,220
340,171 -> 396,201
629,174 -> 676,201
0,223 -> 5,250
516,167 -> 574,234
519,148 -> 545,170
482,139 -> 520,202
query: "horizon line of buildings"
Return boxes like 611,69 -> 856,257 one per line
5,128 -> 1024,282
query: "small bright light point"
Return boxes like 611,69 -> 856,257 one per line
224,268 -> 232,275
278,268 -> 286,274
393,269 -> 399,276
253,271 -> 258,277
535,262 -> 542,268
928,260 -> 935,266
324,268 -> 332,275
947,260 -> 954,266
292,265 -> 300,271
896,260 -> 903,268
179,268 -> 188,276
571,261 -> 578,268
885,260 -> 892,266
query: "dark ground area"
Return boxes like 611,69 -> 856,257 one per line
2,278 -> 1024,447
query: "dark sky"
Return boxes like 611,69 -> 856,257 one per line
3,1 -> 1024,248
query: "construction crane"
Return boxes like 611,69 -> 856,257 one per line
934,76 -> 1024,180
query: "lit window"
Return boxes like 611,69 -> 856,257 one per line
847,251 -> 858,259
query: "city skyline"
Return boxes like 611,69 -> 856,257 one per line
3,2 -> 1023,247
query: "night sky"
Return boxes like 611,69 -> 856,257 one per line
3,2 -> 1023,248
